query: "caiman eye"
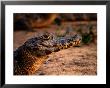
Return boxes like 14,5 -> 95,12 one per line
48,35 -> 52,39
42,35 -> 50,39
47,36 -> 50,39
46,36 -> 50,39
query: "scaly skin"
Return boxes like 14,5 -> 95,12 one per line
14,32 -> 82,75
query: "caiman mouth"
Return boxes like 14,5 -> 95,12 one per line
72,34 -> 82,46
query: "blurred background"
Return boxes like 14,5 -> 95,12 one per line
14,13 -> 97,49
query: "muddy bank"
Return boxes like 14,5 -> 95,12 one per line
36,43 -> 97,75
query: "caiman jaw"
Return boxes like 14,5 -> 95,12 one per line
72,37 -> 82,46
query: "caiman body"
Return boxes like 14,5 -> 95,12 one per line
14,32 -> 82,75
